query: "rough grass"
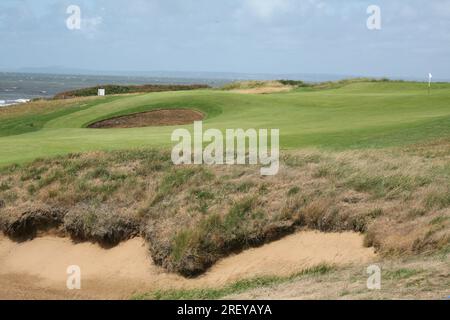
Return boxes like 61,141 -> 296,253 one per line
221,80 -> 288,90
226,251 -> 450,300
132,264 -> 334,300
54,84 -> 210,99
1,141 -> 449,275
221,78 -> 393,91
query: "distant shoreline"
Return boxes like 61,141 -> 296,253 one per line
0,72 -> 230,102
2,71 -> 449,104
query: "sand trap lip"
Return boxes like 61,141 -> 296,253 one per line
0,231 -> 376,300
87,109 -> 204,129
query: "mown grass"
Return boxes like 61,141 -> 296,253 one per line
132,264 -> 334,300
0,96 -> 119,137
1,80 -> 450,165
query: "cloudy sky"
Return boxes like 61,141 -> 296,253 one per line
1,0 -> 449,78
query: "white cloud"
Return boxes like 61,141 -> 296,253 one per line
237,0 -> 328,22
242,0 -> 291,20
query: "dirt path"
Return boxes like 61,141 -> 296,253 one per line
88,109 -> 204,128
0,231 -> 375,300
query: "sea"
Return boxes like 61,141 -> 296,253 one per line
0,72 -> 231,107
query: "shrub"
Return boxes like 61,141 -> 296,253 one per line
54,84 -> 210,99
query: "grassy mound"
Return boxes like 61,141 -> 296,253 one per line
220,78 -> 393,91
221,80 -> 289,90
1,143 -> 449,276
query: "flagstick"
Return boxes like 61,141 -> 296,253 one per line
428,73 -> 432,95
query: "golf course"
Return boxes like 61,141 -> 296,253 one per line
1,80 -> 450,165
0,79 -> 449,299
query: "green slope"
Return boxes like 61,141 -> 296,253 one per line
0,81 -> 450,166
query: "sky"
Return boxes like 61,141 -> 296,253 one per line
1,0 -> 450,79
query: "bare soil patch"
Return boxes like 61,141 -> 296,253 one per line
88,109 -> 204,129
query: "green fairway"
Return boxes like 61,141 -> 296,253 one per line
1,80 -> 450,166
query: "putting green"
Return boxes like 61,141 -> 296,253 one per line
1,81 -> 450,166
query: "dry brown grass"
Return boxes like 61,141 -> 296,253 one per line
227,252 -> 450,300
221,81 -> 294,94
0,141 -> 449,276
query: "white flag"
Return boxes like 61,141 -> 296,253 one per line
429,73 -> 433,79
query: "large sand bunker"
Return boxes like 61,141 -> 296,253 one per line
0,231 -> 375,299
88,109 -> 204,129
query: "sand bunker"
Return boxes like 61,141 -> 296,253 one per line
88,109 -> 204,129
0,231 -> 375,300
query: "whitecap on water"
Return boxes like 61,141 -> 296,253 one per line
0,98 -> 31,107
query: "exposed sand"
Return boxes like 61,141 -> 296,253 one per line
88,109 -> 204,129
0,231 -> 376,300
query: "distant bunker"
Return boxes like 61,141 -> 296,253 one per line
88,109 -> 204,128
